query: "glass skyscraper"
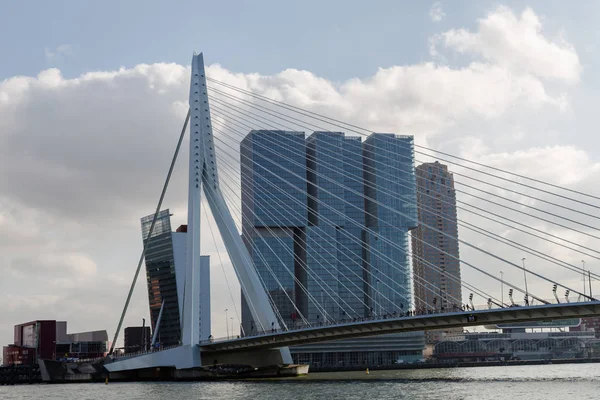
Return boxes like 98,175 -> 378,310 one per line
241,130 -> 419,324
141,209 -> 181,347
240,130 -> 424,363
240,130 -> 308,333
141,210 -> 211,346
363,134 -> 418,315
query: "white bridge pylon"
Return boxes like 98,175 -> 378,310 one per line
184,53 -> 292,364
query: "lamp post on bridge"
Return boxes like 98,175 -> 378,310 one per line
522,258 -> 529,305
500,271 -> 504,307
376,279 -> 381,316
230,317 -> 234,338
225,308 -> 229,339
582,260 -> 587,299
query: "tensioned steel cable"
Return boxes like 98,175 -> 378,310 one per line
212,126 -> 509,306
216,135 -> 471,313
210,102 -> 600,281
211,120 -> 600,310
210,104 -> 593,284
212,122 -> 472,307
215,152 -> 387,318
213,125 -> 540,307
203,203 -> 244,335
208,90 -> 600,235
214,153 -> 354,324
210,116 -> 593,303
215,166 -> 352,323
216,145 -> 430,313
206,77 -> 600,205
109,109 -> 190,355
207,79 -> 600,215
209,95 -> 600,259
202,179 -> 299,329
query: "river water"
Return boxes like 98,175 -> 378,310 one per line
1,363 -> 598,399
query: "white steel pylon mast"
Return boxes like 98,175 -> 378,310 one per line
183,53 -> 292,363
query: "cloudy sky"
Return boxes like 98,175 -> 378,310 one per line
1,1 -> 599,348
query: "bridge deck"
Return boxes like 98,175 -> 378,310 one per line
200,301 -> 600,353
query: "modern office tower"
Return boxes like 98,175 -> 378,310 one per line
412,161 -> 462,341
363,134 -> 418,314
141,210 -> 181,347
240,129 -> 424,363
240,131 -> 419,321
240,131 -> 424,365
240,130 -> 308,333
141,210 -> 211,346
306,132 -> 366,321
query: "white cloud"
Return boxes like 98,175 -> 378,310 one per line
44,44 -> 73,61
0,5 -> 596,347
429,2 -> 446,22
432,6 -> 581,83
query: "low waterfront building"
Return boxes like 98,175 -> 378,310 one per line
2,320 -> 108,365
290,332 -> 425,367
433,330 -> 595,362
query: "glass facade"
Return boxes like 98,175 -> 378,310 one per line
240,130 -> 424,363
241,130 -> 308,333
241,130 -> 307,228
363,134 -> 418,313
141,209 -> 181,347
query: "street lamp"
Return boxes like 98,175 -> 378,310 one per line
225,308 -> 229,339
522,258 -> 529,304
582,260 -> 587,298
500,271 -> 504,307
230,317 -> 234,338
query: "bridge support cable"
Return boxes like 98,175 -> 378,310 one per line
212,124 -> 469,310
412,145 -> 600,208
208,94 -> 600,267
217,145 -> 463,319
201,181 -> 300,330
202,204 -> 245,336
215,156 -> 371,322
206,82 -> 600,258
215,150 -> 402,319
213,128 -> 479,311
109,109 -> 191,355
209,111 -> 593,304
207,91 -> 600,255
212,126 -> 501,310
213,171 -> 347,327
213,128 -> 508,310
201,169 -> 317,327
205,77 -> 600,206
226,150 -> 470,315
211,119 -> 521,307
209,101 -> 600,274
207,91 -> 600,244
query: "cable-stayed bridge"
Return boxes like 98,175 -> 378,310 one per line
104,53 -> 600,378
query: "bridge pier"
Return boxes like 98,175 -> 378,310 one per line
200,348 -> 292,368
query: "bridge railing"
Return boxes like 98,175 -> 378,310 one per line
109,344 -> 182,359
200,297 -> 592,344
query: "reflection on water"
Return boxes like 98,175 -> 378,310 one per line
1,363 -> 598,400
